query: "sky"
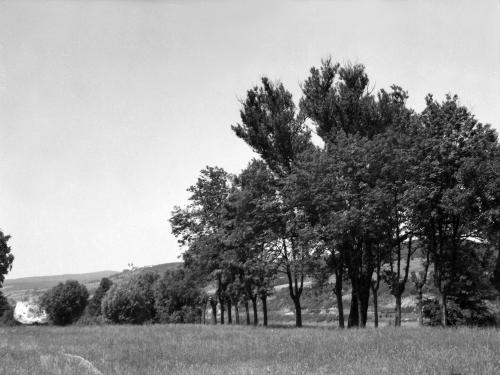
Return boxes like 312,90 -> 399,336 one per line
0,0 -> 499,279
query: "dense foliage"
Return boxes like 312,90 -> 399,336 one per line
171,58 -> 500,328
88,277 -> 113,316
101,271 -> 158,324
154,269 -> 204,323
40,280 -> 89,325
0,230 -> 14,287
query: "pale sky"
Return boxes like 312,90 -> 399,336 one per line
1,0 -> 499,279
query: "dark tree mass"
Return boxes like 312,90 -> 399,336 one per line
172,59 -> 500,328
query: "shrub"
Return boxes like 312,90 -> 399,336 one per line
40,280 -> 89,325
422,296 -> 496,327
101,270 -> 159,324
154,269 -> 203,323
88,277 -> 113,316
0,292 -> 18,326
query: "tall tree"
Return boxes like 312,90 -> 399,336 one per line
232,78 -> 312,327
170,166 -> 233,324
410,94 -> 499,326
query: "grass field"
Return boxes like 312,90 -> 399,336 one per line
1,325 -> 499,375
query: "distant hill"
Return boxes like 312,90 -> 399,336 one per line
1,262 -> 183,302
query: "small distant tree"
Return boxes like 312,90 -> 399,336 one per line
88,277 -> 113,316
0,230 -> 14,287
40,280 -> 89,325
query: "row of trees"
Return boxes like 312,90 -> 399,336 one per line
38,268 -> 203,326
171,59 -> 500,328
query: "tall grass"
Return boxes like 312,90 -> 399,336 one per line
1,325 -> 499,374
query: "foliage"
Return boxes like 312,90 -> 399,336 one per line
423,297 -> 496,327
153,268 -> 203,323
101,270 -> 159,324
0,291 -> 18,326
88,277 -> 113,316
169,57 -> 500,329
40,280 -> 89,326
0,230 -> 14,287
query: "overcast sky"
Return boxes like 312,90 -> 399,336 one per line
1,0 -> 499,278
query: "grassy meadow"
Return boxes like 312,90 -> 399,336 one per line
1,325 -> 499,375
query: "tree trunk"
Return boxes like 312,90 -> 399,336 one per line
235,303 -> 240,324
359,280 -> 370,327
348,288 -> 358,327
334,285 -> 344,329
395,294 -> 402,327
220,298 -> 225,325
203,302 -> 206,324
440,292 -> 447,327
245,300 -> 251,325
251,297 -> 258,326
357,292 -> 364,328
372,286 -> 378,328
418,290 -> 424,326
492,238 -> 500,292
210,299 -> 217,325
261,295 -> 268,327
293,297 -> 302,328
227,300 -> 232,324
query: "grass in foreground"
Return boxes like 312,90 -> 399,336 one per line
0,324 -> 499,375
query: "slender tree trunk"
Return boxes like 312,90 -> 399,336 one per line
220,298 -> 225,325
357,292 -> 364,328
360,279 -> 371,327
348,288 -> 359,328
334,284 -> 345,329
371,285 -> 378,328
261,295 -> 268,327
293,297 -> 302,327
251,297 -> 258,325
227,300 -> 232,324
395,294 -> 402,327
417,290 -> 424,326
235,303 -> 240,324
210,299 -> 217,325
440,291 -> 447,327
245,300 -> 251,325
493,237 -> 500,292
203,302 -> 206,324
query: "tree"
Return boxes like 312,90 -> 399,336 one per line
409,94 -> 499,326
222,160 -> 280,326
101,271 -> 158,324
154,268 -> 204,323
171,166 -> 233,324
298,60 -> 415,327
232,78 -> 312,327
0,230 -> 14,287
40,280 -> 89,325
88,277 -> 113,316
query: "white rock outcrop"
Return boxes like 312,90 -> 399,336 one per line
14,301 -> 49,324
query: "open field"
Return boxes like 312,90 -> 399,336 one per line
1,325 -> 499,375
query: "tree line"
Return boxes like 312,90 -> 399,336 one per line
171,59 -> 500,328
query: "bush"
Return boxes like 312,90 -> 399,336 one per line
0,292 -> 18,326
154,269 -> 203,323
101,270 -> 159,324
40,280 -> 89,325
422,296 -> 496,327
88,277 -> 113,316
